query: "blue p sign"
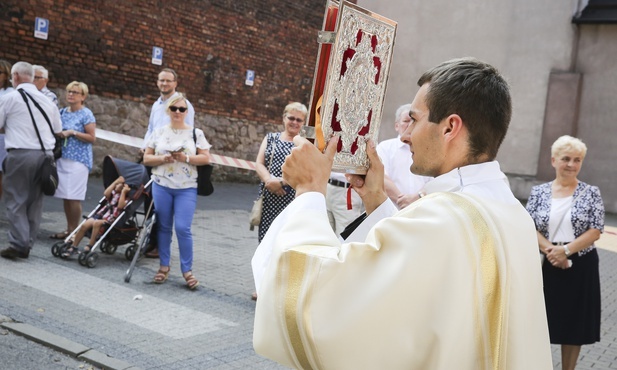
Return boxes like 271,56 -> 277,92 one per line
152,47 -> 163,65
34,17 -> 49,40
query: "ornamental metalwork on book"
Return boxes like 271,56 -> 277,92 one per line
306,1 -> 397,174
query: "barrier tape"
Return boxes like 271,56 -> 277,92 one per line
96,128 -> 257,171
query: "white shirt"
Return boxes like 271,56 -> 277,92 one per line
376,136 -> 432,194
40,86 -> 59,107
0,83 -> 62,150
143,91 -> 195,148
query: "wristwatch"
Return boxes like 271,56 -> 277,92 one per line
563,244 -> 571,256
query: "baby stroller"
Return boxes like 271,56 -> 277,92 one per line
50,156 -> 155,275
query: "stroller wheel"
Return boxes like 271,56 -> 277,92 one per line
107,243 -> 118,255
86,252 -> 99,268
51,241 -> 66,257
78,251 -> 88,266
125,245 -> 136,261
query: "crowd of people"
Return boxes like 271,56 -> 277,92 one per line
0,57 -> 608,369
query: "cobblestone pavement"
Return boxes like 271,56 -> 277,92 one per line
0,180 -> 616,369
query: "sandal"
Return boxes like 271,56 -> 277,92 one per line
153,267 -> 169,284
183,271 -> 200,290
80,245 -> 93,254
61,246 -> 78,258
50,231 -> 69,240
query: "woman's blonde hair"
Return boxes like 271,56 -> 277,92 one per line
66,81 -> 89,98
166,93 -> 186,113
551,135 -> 587,158
282,102 -> 307,118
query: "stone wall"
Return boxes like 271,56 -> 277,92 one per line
56,90 -> 281,183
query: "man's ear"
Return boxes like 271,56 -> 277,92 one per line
442,114 -> 464,142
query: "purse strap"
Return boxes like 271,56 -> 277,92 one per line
266,133 -> 277,170
256,133 -> 278,198
17,88 -> 54,152
551,184 -> 591,242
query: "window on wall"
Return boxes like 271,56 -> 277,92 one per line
573,0 -> 617,24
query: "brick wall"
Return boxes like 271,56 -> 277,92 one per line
0,0 -> 353,181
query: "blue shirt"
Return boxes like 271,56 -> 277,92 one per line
143,92 -> 195,148
60,107 -> 96,171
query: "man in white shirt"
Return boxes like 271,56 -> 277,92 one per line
0,61 -> 62,259
325,171 -> 364,236
377,103 -> 432,209
252,58 -> 552,369
32,65 -> 58,107
143,68 -> 195,147
142,68 -> 195,258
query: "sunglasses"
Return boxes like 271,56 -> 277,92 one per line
286,116 -> 304,123
169,106 -> 188,113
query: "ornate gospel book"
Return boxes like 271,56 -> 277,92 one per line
305,1 -> 397,174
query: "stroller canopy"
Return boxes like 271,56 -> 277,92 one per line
102,156 -> 150,188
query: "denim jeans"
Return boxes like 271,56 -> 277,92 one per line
152,182 -> 197,273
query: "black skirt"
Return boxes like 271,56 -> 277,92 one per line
542,248 -> 601,345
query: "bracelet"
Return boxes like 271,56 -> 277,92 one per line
563,244 -> 571,256
185,155 -> 190,164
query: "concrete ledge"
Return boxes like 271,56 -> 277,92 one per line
1,322 -> 89,357
1,321 -> 141,369
78,349 -> 138,370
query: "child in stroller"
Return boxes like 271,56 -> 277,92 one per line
62,176 -> 131,258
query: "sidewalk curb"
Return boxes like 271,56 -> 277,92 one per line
1,320 -> 140,370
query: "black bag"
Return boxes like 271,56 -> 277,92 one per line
193,128 -> 214,196
52,137 -> 62,159
197,164 -> 214,196
40,155 -> 59,196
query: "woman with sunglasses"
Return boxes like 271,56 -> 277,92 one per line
143,94 -> 211,290
251,102 -> 307,300
50,81 -> 96,241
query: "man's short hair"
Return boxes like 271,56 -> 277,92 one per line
418,57 -> 512,161
32,65 -> 49,79
394,103 -> 412,124
159,68 -> 178,81
11,61 -> 34,82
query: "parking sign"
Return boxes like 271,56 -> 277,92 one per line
152,47 -> 163,65
34,17 -> 49,40
245,70 -> 255,86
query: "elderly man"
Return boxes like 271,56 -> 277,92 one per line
32,65 -> 58,107
0,61 -> 61,259
252,58 -> 552,369
377,103 -> 432,209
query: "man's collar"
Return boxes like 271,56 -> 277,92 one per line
159,91 -> 178,103
424,161 -> 504,194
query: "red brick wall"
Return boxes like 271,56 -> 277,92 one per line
0,0 -> 331,122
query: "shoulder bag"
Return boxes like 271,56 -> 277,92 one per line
250,133 -> 277,230
193,128 -> 214,196
18,89 -> 59,196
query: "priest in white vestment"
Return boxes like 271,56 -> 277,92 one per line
252,57 -> 553,370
